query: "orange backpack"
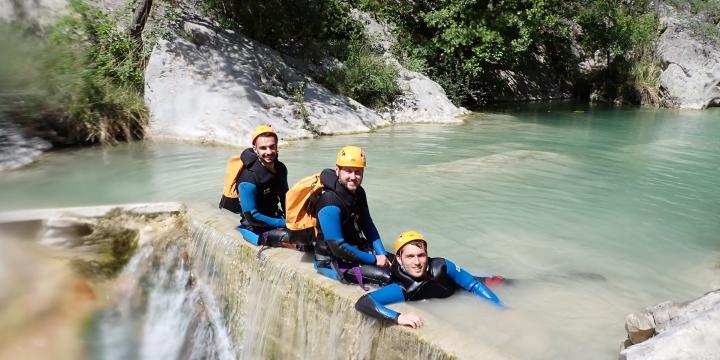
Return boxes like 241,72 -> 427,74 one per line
285,173 -> 324,231
218,155 -> 244,213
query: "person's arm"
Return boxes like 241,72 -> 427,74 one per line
355,284 -> 404,322
238,182 -> 286,228
355,284 -> 423,328
237,226 -> 261,246
358,207 -> 387,256
445,259 -> 506,308
317,206 -> 376,264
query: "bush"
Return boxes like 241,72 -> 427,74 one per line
1,0 -> 148,145
322,44 -> 401,109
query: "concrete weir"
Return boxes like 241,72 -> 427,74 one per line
185,203 -> 508,360
0,202 -> 510,360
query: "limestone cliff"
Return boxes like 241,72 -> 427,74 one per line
657,6 -> 720,109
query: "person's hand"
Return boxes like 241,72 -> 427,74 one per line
397,313 -> 423,329
375,255 -> 390,267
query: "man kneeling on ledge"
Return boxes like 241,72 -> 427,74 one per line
355,230 -> 506,328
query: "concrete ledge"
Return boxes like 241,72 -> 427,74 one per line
0,202 -> 184,224
185,202 -> 511,359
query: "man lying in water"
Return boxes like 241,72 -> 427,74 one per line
354,230 -> 506,328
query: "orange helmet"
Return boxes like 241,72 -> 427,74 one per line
394,230 -> 427,254
251,125 -> 277,144
336,146 -> 366,168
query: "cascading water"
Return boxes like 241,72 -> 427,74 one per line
93,234 -> 235,360
90,204 -> 464,360
183,217 -> 456,360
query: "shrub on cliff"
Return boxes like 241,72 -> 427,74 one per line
201,0 -> 400,109
322,43 -> 401,109
0,0 -> 148,145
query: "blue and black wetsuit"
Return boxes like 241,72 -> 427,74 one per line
355,258 -> 505,323
237,148 -> 289,246
314,169 -> 391,286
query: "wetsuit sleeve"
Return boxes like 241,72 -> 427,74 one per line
317,205 -> 376,264
445,259 -> 505,308
237,226 -> 260,246
238,182 -> 286,228
358,206 -> 387,256
354,283 -> 405,323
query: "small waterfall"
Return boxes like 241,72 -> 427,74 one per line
184,219 -> 454,360
93,236 -> 234,360
93,214 -> 454,359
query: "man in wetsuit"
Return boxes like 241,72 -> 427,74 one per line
313,146 -> 392,287
355,230 -> 506,328
236,125 -> 291,247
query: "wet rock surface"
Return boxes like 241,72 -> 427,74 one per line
0,119 -> 52,171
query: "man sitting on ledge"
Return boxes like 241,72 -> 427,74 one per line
236,125 -> 291,248
313,146 -> 392,287
355,230 -> 506,328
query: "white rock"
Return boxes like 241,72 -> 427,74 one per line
0,0 -> 68,29
657,12 -> 720,109
620,289 -> 720,360
144,20 -> 395,146
351,10 -> 468,123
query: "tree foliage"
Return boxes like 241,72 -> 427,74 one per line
203,0 -> 665,107
354,0 -> 661,106
1,0 -> 148,144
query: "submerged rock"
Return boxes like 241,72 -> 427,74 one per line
620,289 -> 720,360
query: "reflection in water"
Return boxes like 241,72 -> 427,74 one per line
2,107 -> 720,359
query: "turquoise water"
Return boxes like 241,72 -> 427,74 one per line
2,106 -> 719,358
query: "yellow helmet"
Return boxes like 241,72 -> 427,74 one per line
336,146 -> 366,168
394,230 -> 427,254
251,125 -> 277,144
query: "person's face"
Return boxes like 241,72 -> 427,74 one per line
254,135 -> 277,165
336,166 -> 364,193
399,243 -> 428,278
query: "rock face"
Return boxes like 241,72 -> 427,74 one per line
145,19 -> 387,146
619,289 -> 720,360
657,11 -> 720,109
0,119 -> 52,171
0,0 -> 68,29
145,14 -> 465,147
351,10 -> 468,123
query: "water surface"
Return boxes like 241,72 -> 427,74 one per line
2,106 -> 719,359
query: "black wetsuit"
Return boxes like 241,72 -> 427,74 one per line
314,169 -> 391,286
236,148 -> 289,246
355,257 -> 505,323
